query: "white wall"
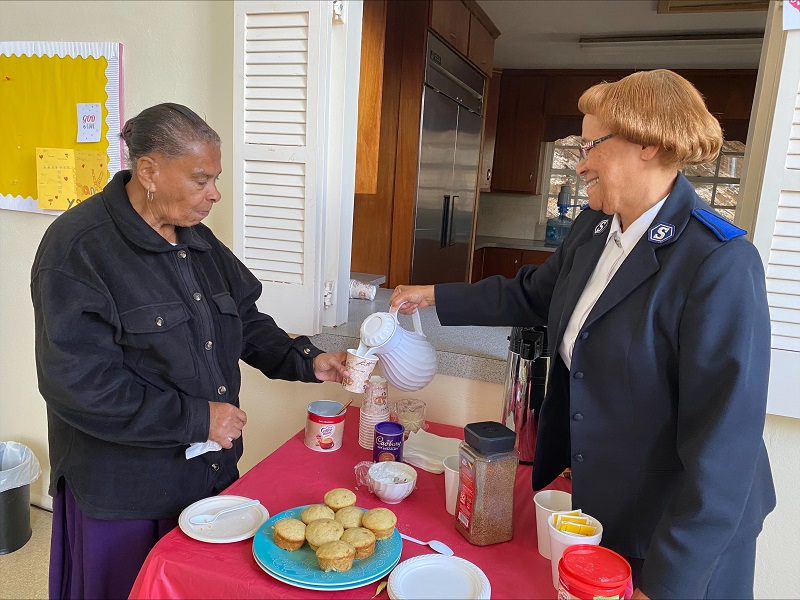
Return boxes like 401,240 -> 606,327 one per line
0,2 -> 798,597
0,0 -> 235,506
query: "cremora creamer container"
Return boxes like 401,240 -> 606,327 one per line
304,400 -> 345,452
557,544 -> 632,600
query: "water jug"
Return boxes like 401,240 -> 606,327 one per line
356,306 -> 437,392
500,326 -> 547,464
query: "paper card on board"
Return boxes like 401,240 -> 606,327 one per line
77,103 -> 102,143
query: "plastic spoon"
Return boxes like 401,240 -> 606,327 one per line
399,533 -> 454,556
188,499 -> 261,525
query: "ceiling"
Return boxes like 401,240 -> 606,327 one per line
476,0 -> 768,69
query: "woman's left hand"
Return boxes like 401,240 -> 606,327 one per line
313,351 -> 349,383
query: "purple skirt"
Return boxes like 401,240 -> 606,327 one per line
49,480 -> 178,600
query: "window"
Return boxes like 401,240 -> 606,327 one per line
542,138 -> 745,224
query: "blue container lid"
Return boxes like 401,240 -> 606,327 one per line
375,421 -> 404,436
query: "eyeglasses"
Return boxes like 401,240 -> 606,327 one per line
579,134 -> 614,160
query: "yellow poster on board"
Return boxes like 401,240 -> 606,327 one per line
35,148 -> 110,210
74,151 -> 110,200
36,148 -> 77,211
0,53 -> 109,207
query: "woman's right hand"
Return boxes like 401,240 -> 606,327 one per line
389,285 -> 436,314
208,402 -> 248,449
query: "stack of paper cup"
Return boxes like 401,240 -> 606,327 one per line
359,376 -> 390,450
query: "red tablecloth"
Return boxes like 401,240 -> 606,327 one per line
130,408 -> 570,599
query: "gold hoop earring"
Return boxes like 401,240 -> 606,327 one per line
147,190 -> 154,203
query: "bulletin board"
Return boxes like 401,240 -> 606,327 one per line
0,41 -> 123,214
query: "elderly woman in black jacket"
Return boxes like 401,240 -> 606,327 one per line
31,103 -> 347,599
391,70 -> 774,599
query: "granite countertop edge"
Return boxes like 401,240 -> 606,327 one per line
474,235 -> 557,253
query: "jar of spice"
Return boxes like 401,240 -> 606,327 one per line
455,421 -> 519,546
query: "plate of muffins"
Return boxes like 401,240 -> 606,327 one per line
252,487 -> 402,591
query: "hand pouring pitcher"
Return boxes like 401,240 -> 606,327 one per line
356,305 -> 437,392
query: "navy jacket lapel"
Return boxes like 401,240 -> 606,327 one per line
582,174 -> 695,331
554,216 -> 609,347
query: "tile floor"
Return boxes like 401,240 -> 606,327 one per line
0,506 -> 50,600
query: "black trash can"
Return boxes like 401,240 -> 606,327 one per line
0,441 -> 41,555
0,483 -> 32,554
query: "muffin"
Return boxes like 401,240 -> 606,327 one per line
272,517 -> 306,551
334,505 -> 364,529
362,507 -> 397,540
305,518 -> 344,551
340,527 -> 376,560
300,504 -> 335,525
316,540 -> 356,573
324,488 -> 357,511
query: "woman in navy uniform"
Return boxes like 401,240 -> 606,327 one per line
391,70 -> 774,599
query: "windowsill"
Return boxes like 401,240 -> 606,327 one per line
310,288 -> 509,384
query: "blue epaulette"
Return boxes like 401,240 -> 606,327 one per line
692,209 -> 746,241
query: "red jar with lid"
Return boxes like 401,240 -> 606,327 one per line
557,544 -> 632,600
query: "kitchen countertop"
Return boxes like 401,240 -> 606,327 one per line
474,235 -> 557,253
310,288 -> 510,385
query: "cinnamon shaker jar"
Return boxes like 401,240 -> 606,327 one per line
455,422 -> 519,545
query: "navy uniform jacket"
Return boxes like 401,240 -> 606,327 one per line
435,174 -> 775,598
31,170 -> 323,520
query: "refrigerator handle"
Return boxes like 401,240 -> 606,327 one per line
449,195 -> 459,246
440,194 -> 452,249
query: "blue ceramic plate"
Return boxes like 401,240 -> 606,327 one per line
252,505 -> 401,589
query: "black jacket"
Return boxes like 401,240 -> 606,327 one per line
31,170 -> 323,519
435,174 -> 775,598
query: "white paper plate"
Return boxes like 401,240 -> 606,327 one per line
179,495 -> 269,544
387,555 -> 491,600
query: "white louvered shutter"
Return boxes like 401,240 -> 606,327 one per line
233,1 -> 326,335
752,29 -> 800,418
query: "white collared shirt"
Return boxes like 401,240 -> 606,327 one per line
558,197 -> 667,369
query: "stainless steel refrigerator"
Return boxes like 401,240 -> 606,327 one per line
410,33 -> 485,285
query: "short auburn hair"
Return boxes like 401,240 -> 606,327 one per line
578,69 -> 723,169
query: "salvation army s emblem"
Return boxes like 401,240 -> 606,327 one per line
648,222 -> 675,243
594,219 -> 610,235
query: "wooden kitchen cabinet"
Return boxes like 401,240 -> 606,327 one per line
479,70 -> 501,193
481,247 -> 523,279
521,250 -> 553,267
474,247 -> 553,281
491,72 -> 546,194
471,247 -> 485,282
467,13 -> 494,75
354,0 -> 387,195
429,0 -> 470,56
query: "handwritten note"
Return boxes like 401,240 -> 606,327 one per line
36,148 -> 109,211
36,148 -> 77,210
77,103 -> 102,143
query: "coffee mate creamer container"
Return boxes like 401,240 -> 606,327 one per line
305,400 -> 346,452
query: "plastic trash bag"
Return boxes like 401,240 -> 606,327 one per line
0,442 -> 42,494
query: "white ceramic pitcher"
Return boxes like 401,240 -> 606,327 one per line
356,305 -> 437,392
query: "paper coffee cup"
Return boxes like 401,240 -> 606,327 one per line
548,511 -> 603,589
342,349 -> 379,394
533,490 -> 572,558
443,455 -> 460,515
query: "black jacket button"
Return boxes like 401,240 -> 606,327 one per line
580,331 -> 589,340
572,412 -> 584,421
573,453 -> 584,462
573,372 -> 584,379
211,463 -> 220,471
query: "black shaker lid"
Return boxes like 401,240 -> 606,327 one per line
508,327 -> 544,360
464,421 -> 516,455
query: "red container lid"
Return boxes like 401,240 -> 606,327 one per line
559,544 -> 631,595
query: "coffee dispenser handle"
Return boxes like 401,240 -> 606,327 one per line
391,303 -> 426,337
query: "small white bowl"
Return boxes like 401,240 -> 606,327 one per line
368,462 -> 417,504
